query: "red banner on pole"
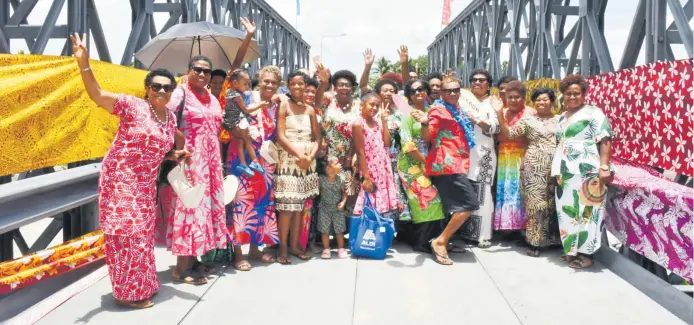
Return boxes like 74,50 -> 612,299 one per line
442,0 -> 452,26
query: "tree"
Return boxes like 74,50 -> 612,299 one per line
409,55 -> 429,76
17,50 -> 25,54
502,60 -> 509,74
375,57 -> 391,75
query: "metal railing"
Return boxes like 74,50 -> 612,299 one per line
0,164 -> 100,262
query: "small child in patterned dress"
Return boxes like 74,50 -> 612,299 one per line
222,68 -> 268,176
318,156 -> 349,259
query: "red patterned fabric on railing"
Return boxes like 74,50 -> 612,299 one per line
585,59 -> 693,177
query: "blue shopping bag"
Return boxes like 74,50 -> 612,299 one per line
349,194 -> 395,259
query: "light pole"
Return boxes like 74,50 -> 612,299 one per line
320,33 -> 347,60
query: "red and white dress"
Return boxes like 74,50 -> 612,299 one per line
157,84 -> 229,256
99,94 -> 176,302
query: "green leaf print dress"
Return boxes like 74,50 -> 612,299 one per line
550,105 -> 614,256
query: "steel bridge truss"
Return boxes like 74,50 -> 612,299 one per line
0,0 -> 310,76
428,0 -> 693,84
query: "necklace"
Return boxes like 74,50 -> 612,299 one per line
337,100 -> 351,112
289,96 -> 305,106
147,100 -> 168,126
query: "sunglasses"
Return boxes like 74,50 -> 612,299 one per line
412,86 -> 427,93
191,66 -> 212,75
441,88 -> 461,94
470,77 -> 488,83
335,82 -> 352,88
149,83 -> 175,93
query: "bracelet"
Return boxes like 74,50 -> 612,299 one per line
81,67 -> 91,72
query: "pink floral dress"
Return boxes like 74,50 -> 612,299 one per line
99,94 -> 175,302
157,85 -> 229,257
352,117 -> 400,217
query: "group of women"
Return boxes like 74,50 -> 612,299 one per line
67,17 -> 614,309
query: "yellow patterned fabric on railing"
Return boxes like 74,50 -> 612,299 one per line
0,54 -> 149,177
0,230 -> 104,294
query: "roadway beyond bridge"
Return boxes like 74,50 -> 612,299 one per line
23,243 -> 687,325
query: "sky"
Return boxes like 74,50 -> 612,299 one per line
8,0 -> 692,76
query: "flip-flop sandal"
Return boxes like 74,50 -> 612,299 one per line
172,268 -> 208,285
560,255 -> 576,262
277,255 -> 292,265
430,242 -> 453,265
249,252 -> 276,264
234,260 -> 252,271
290,251 -> 311,261
477,240 -> 492,248
193,261 -> 217,274
569,257 -> 594,269
116,299 -> 153,309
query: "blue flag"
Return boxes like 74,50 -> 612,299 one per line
296,0 -> 300,15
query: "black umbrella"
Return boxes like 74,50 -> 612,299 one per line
135,21 -> 260,74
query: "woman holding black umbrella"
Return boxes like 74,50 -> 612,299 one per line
158,55 -> 229,285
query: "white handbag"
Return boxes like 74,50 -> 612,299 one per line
259,140 -> 278,165
167,161 -> 205,209
223,174 -> 239,205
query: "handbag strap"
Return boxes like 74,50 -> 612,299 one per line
176,89 -> 185,130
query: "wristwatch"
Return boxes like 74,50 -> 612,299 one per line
599,164 -> 610,171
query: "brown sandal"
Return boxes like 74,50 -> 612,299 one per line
569,257 -> 594,269
249,251 -> 276,264
116,299 -> 153,309
277,255 -> 292,265
290,251 -> 311,261
560,255 -> 576,262
234,260 -> 252,271
172,268 -> 208,285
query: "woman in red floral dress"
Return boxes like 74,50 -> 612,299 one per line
70,33 -> 189,309
158,56 -> 229,284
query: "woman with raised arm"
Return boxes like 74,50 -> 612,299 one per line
224,66 -> 283,271
496,87 -> 561,257
158,55 -> 228,285
70,33 -> 189,309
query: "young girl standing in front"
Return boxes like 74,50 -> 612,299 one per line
351,92 -> 401,219
274,70 -> 321,264
317,156 -> 349,259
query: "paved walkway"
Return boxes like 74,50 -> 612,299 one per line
35,242 -> 686,325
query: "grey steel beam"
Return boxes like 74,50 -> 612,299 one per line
31,0 -> 65,54
0,0 -> 310,77
429,0 -> 693,79
5,0 -> 34,50
666,0 -> 693,57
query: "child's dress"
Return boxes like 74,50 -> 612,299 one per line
274,112 -> 320,212
352,117 -> 400,218
317,174 -> 347,234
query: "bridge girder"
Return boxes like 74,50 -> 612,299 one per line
0,0 -> 310,77
428,0 -> 693,84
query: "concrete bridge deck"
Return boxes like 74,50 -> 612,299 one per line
28,242 -> 686,325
